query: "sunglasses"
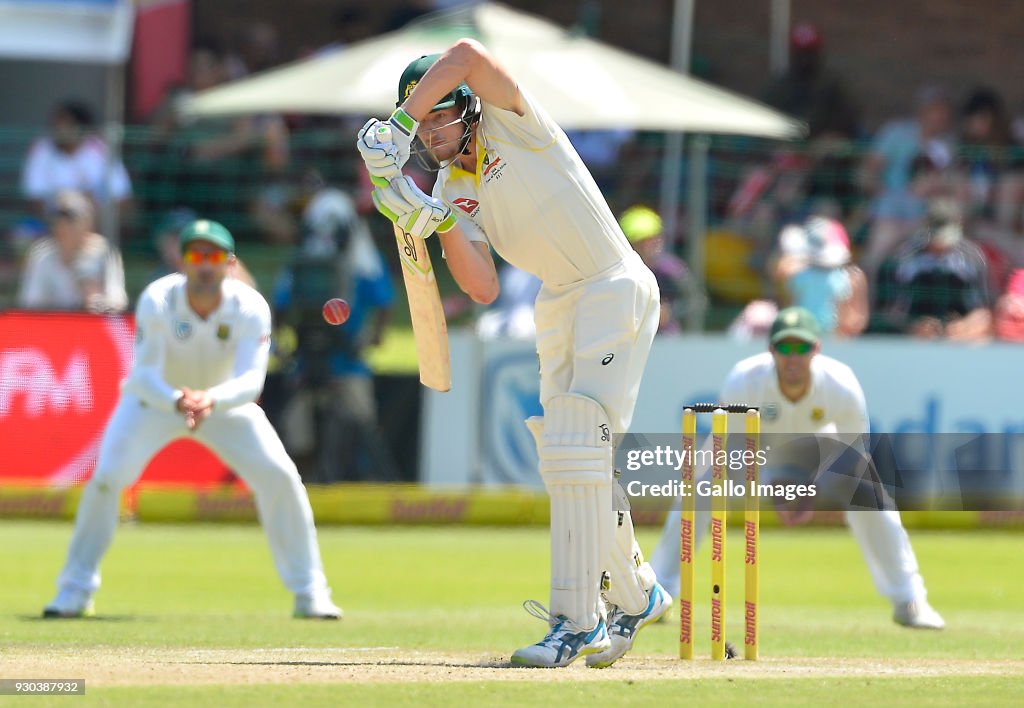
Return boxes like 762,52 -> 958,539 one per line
773,340 -> 814,356
183,249 -> 229,265
50,208 -> 82,221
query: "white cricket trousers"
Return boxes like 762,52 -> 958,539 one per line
535,252 -> 661,616
55,394 -> 329,597
535,252 -> 660,436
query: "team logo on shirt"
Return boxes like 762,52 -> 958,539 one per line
174,321 -> 193,340
217,324 -> 231,341
761,402 -> 779,421
481,151 -> 505,183
811,407 -> 825,422
453,197 -> 480,215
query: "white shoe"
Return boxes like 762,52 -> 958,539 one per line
293,592 -> 342,619
511,601 -> 611,668
587,582 -> 673,668
43,587 -> 95,618
893,598 -> 945,630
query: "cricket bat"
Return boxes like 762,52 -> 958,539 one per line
367,123 -> 451,391
393,224 -> 451,392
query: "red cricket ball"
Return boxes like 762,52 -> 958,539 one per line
322,298 -> 351,325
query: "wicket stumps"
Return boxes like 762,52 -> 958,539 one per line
679,404 -> 760,661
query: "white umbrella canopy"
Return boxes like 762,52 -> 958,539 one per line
186,2 -> 803,139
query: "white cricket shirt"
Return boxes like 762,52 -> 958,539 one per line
721,352 -> 869,435
434,89 -> 634,287
121,274 -> 271,412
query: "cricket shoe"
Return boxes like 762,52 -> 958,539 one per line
293,591 -> 342,620
893,598 -> 945,630
586,581 -> 672,668
510,600 -> 611,668
42,587 -> 95,619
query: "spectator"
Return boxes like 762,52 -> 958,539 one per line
778,216 -> 869,337
150,40 -> 291,243
958,87 -> 1014,218
879,198 -> 992,340
996,100 -> 1024,238
725,150 -> 814,262
17,190 -> 127,313
954,87 -> 1024,266
727,298 -> 779,342
763,22 -> 861,141
21,100 -> 132,220
272,178 -> 396,482
858,84 -> 956,281
229,20 -> 283,78
619,205 -> 703,333
866,152 -> 963,288
994,269 -> 1024,342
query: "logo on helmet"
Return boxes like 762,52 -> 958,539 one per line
403,80 -> 418,99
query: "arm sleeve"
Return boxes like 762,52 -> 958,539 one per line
20,141 -> 49,199
206,301 -> 271,410
481,88 -> 559,148
109,160 -> 132,200
869,121 -> 898,159
834,371 -> 870,436
17,246 -> 47,308
101,246 -> 128,312
120,293 -> 181,411
450,215 -> 489,245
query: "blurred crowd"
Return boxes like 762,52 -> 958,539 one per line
4,11 -> 1024,481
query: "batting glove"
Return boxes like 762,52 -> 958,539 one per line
387,107 -> 419,171
372,176 -> 456,239
356,118 -> 402,186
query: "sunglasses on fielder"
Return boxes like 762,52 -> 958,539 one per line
773,340 -> 814,356
183,249 -> 229,265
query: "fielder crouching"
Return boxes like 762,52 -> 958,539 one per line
44,219 -> 341,620
649,307 -> 945,630
356,40 -> 671,668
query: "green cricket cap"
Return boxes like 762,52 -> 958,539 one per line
179,219 -> 235,254
397,53 -> 473,111
769,306 -> 821,345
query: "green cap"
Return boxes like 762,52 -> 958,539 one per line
397,53 -> 473,110
179,219 -> 235,254
619,206 -> 663,243
769,306 -> 821,345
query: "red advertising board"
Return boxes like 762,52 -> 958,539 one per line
0,311 -> 238,487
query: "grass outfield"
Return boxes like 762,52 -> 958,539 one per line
2,521 -> 1022,706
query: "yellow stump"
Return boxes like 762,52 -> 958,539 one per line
744,409 -> 760,661
710,409 -> 728,660
679,408 -> 697,659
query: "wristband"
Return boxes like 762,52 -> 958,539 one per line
389,107 -> 418,138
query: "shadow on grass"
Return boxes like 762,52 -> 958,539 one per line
182,658 -> 521,669
21,614 -> 147,622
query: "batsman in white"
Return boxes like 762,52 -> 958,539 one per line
43,219 -> 341,620
649,306 -> 945,629
356,41 -> 671,668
